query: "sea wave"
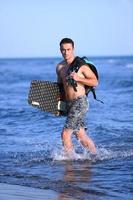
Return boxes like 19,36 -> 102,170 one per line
0,146 -> 132,165
126,63 -> 133,69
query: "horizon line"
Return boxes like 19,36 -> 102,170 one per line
0,54 -> 133,60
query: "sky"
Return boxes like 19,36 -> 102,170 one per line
0,0 -> 133,58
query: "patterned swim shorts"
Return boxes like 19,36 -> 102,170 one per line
64,95 -> 88,133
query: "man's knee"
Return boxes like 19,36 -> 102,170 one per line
61,129 -> 72,140
76,128 -> 87,140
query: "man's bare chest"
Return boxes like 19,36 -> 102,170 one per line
60,66 -> 69,80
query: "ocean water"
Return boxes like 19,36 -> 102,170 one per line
0,56 -> 133,200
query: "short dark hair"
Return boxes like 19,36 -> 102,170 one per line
60,38 -> 74,47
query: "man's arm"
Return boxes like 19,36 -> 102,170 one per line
56,64 -> 65,100
70,65 -> 98,87
56,64 -> 62,83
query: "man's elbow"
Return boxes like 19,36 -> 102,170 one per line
93,79 -> 99,87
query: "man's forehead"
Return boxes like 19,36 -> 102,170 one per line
61,43 -> 73,48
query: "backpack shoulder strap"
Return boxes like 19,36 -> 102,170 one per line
67,56 -> 85,74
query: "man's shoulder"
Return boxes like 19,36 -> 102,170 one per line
79,64 -> 89,71
56,60 -> 65,71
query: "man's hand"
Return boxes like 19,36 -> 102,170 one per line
69,72 -> 79,82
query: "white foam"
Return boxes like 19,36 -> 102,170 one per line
52,146 -> 133,162
126,63 -> 133,68
52,149 -> 88,161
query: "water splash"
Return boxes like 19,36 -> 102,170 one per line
52,146 -> 133,162
0,141 -> 132,166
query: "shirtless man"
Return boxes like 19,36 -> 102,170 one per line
56,38 -> 98,154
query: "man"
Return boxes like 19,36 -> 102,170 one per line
56,38 -> 98,155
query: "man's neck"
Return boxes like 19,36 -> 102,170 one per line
65,56 -> 75,65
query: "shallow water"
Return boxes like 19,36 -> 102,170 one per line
0,56 -> 133,199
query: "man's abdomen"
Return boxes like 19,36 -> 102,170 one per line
64,84 -> 86,100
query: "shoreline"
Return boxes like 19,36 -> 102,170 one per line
0,182 -> 58,200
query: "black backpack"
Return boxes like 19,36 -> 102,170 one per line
67,56 -> 103,103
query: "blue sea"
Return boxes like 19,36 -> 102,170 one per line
0,56 -> 133,200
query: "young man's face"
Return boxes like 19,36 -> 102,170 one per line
60,43 -> 74,60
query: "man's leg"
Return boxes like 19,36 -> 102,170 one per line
76,128 -> 96,154
61,128 -> 74,154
